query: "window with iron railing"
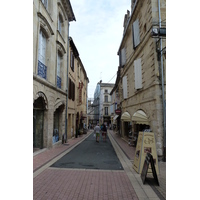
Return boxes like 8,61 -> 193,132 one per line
57,76 -> 61,89
57,53 -> 62,88
38,29 -> 47,79
38,60 -> 47,79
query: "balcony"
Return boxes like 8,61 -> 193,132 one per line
57,76 -> 61,89
38,60 -> 47,79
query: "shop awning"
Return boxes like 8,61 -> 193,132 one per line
113,115 -> 119,124
121,112 -> 131,121
113,115 -> 119,121
132,110 -> 149,125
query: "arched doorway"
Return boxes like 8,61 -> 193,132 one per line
33,97 -> 46,150
53,104 -> 64,144
132,110 -> 150,146
121,112 -> 131,137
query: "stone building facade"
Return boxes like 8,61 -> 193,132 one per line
115,0 -> 166,159
68,37 -> 89,137
33,0 -> 75,150
93,82 -> 114,126
97,83 -> 114,126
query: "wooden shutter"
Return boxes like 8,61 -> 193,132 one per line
68,79 -> 71,99
70,51 -> 74,71
121,48 -> 126,66
122,76 -> 128,99
133,19 -> 140,48
134,58 -> 142,89
72,82 -> 75,101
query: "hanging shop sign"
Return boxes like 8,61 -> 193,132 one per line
115,109 -> 121,115
133,132 -> 159,175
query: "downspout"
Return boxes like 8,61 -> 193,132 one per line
158,0 -> 166,161
65,22 -> 70,143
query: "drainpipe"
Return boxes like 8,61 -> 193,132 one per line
158,0 -> 166,161
65,22 -> 70,143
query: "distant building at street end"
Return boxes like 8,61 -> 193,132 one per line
93,82 -> 114,126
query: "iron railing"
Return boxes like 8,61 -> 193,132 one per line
38,60 -> 47,79
57,76 -> 61,89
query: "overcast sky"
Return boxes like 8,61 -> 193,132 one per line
70,0 -> 130,98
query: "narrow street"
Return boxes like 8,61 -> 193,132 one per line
33,130 -> 165,200
50,133 -> 123,170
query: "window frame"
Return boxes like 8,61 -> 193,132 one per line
132,19 -> 140,49
134,58 -> 142,89
70,51 -> 74,72
105,95 -> 108,103
104,107 -> 108,115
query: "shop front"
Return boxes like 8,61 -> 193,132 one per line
121,112 -> 132,138
131,110 -> 150,146
103,116 -> 111,126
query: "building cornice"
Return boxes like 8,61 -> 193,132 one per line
61,0 -> 76,22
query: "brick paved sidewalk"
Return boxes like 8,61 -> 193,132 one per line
33,130 -> 93,172
108,130 -> 166,200
33,129 -> 165,200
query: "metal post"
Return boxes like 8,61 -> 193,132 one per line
158,0 -> 166,161
65,22 -> 70,143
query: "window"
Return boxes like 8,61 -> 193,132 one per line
68,78 -> 75,101
57,53 -> 61,88
122,76 -> 128,99
132,19 -> 140,48
105,95 -> 108,103
104,107 -> 108,115
120,47 -> 126,67
38,29 -> 46,65
58,14 -> 63,34
77,63 -> 79,77
105,89 -> 108,93
70,51 -> 74,71
134,58 -> 142,89
38,29 -> 47,79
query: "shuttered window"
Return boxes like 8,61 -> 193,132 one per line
120,48 -> 126,67
68,79 -> 71,99
122,76 -> 128,99
132,19 -> 140,48
70,51 -> 74,71
68,78 -> 75,101
134,58 -> 142,89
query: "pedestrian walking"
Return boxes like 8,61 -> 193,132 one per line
94,123 -> 101,143
102,124 -> 107,141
